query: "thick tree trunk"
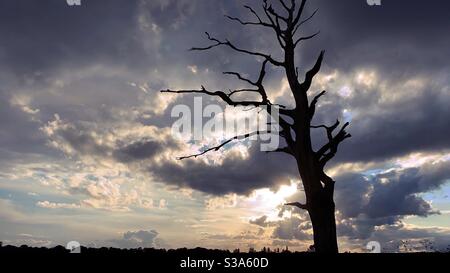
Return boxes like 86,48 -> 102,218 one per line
308,193 -> 339,253
297,161 -> 339,253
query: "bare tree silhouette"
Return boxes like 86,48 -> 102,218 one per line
162,0 -> 351,253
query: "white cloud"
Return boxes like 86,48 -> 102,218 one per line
36,201 -> 80,209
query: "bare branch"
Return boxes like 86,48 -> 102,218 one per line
285,202 -> 308,210
315,121 -> 352,166
261,1 -> 287,48
294,31 -> 320,47
225,15 -> 267,27
299,50 -> 324,92
266,112 -> 296,149
191,32 -> 284,67
161,86 -> 267,108
293,8 -> 319,35
292,0 -> 307,28
224,59 -> 270,103
309,90 -> 326,120
256,59 -> 269,86
177,130 -> 274,160
278,0 -> 291,13
264,0 -> 289,23
227,88 -> 260,97
223,71 -> 255,86
244,5 -> 265,24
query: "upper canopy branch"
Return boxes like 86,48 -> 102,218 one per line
293,8 -> 318,35
278,0 -> 291,13
299,50 -> 325,93
191,32 -> 284,67
309,90 -> 326,121
226,61 -> 268,87
263,0 -> 289,23
224,14 -> 272,28
261,0 -> 289,48
292,0 -> 307,29
223,59 -> 270,103
285,0 -> 320,47
225,6 -> 278,40
161,86 -> 269,108
313,120 -> 352,167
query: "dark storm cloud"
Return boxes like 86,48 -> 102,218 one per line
0,0 -> 144,75
337,161 -> 450,219
364,162 -> 448,218
0,94 -> 47,157
333,160 -> 450,239
0,88 -> 59,170
42,117 -> 171,164
348,85 -> 446,164
113,140 -> 163,162
56,124 -> 111,157
0,0 -> 251,78
336,215 -> 402,240
151,144 -> 297,195
302,0 -> 450,73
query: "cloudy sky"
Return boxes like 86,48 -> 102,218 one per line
0,0 -> 449,252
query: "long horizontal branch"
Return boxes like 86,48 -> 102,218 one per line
177,130 -> 274,160
161,86 -> 268,108
191,32 -> 284,67
294,31 -> 320,47
224,15 -> 272,28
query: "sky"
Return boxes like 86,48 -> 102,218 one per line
0,0 -> 449,253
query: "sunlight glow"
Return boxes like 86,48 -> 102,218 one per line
245,181 -> 299,221
396,153 -> 450,168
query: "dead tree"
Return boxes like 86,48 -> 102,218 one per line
161,0 -> 351,253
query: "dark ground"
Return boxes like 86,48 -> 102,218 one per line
1,244 -> 449,272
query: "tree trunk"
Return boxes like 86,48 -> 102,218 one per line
297,160 -> 339,253
308,190 -> 339,253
